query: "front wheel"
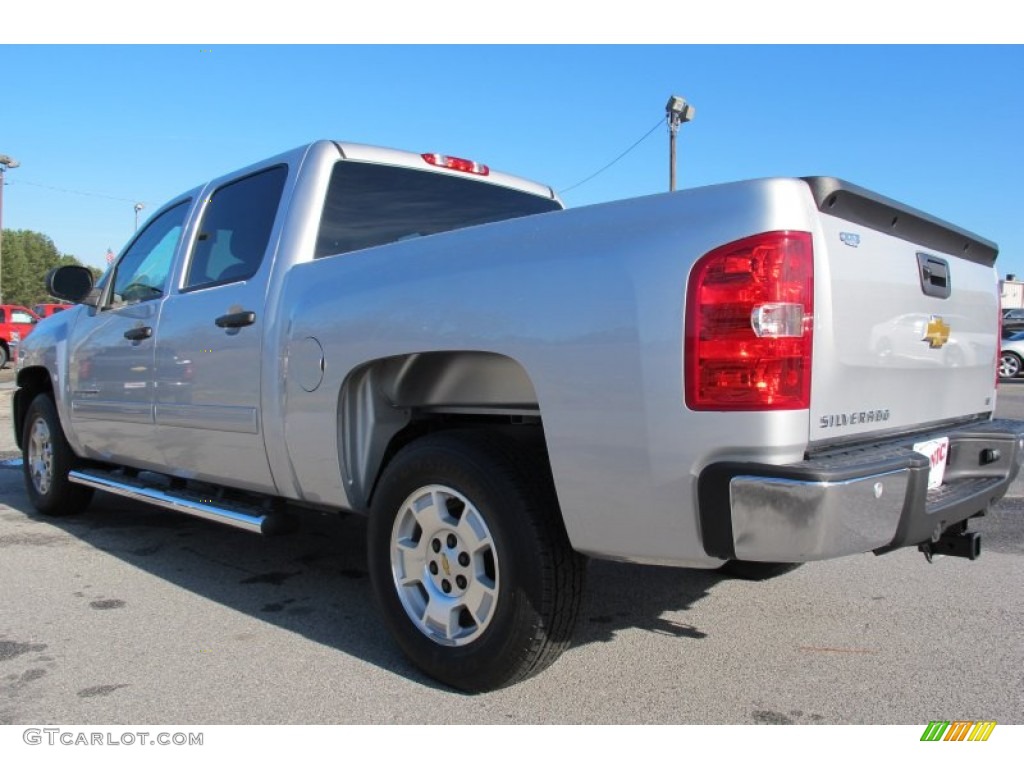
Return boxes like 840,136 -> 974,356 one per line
367,431 -> 585,692
22,394 -> 93,516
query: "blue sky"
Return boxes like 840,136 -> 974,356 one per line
2,44 -> 1022,277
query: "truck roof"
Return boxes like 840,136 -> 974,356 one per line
332,140 -> 560,204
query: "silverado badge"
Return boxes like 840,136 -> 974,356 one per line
922,316 -> 951,349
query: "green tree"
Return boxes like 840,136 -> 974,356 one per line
1,229 -> 93,307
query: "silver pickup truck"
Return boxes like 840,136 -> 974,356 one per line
14,140 -> 1023,691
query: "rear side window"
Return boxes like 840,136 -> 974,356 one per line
315,162 -> 560,258
185,165 -> 287,290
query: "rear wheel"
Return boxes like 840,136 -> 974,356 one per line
0,344 -> 8,370
999,352 -> 1021,379
367,431 -> 585,692
22,394 -> 93,516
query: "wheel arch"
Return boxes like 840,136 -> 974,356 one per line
13,366 -> 54,451
337,351 -> 550,511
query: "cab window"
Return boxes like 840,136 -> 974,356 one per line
184,166 -> 287,291
315,161 -> 560,258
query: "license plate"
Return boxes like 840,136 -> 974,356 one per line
913,437 -> 950,490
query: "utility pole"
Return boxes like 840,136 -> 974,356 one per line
665,95 -> 695,192
0,153 -> 22,304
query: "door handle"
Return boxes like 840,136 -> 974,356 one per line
215,310 -> 256,329
124,326 -> 153,341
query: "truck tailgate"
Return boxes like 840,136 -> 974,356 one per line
806,178 -> 999,447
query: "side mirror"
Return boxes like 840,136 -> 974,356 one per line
46,266 -> 96,306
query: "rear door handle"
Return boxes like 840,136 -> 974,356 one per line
124,326 -> 153,341
215,311 -> 256,329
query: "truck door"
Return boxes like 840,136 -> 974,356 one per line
66,199 -> 191,467
153,165 -> 287,493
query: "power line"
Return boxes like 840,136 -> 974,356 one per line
559,117 -> 664,195
14,122 -> 665,204
11,179 -> 146,205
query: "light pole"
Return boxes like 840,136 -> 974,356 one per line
0,153 -> 22,304
134,202 -> 145,231
665,95 -> 695,192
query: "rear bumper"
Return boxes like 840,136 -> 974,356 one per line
698,419 -> 1024,562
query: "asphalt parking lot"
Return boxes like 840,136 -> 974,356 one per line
0,368 -> 1022,725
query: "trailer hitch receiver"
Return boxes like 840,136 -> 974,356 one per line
919,523 -> 981,563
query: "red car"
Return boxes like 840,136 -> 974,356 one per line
0,304 -> 40,368
33,302 -> 71,319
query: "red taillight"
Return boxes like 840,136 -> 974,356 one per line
685,231 -> 814,411
421,153 -> 490,176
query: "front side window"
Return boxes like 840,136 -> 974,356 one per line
111,200 -> 190,306
315,162 -> 561,258
184,165 -> 287,290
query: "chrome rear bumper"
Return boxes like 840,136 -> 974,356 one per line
698,419 -> 1024,562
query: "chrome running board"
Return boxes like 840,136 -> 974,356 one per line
68,468 -> 296,535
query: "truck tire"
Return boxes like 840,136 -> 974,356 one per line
367,430 -> 585,692
0,343 -> 8,370
22,394 -> 93,516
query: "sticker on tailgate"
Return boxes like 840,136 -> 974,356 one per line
913,437 -> 950,490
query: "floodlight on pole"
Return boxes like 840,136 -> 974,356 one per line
665,95 -> 695,192
134,202 -> 145,231
0,153 -> 22,305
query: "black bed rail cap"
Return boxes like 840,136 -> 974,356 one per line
802,176 -> 998,268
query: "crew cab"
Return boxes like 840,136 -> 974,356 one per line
13,140 -> 1023,691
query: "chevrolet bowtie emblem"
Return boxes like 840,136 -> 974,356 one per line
922,316 -> 951,349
